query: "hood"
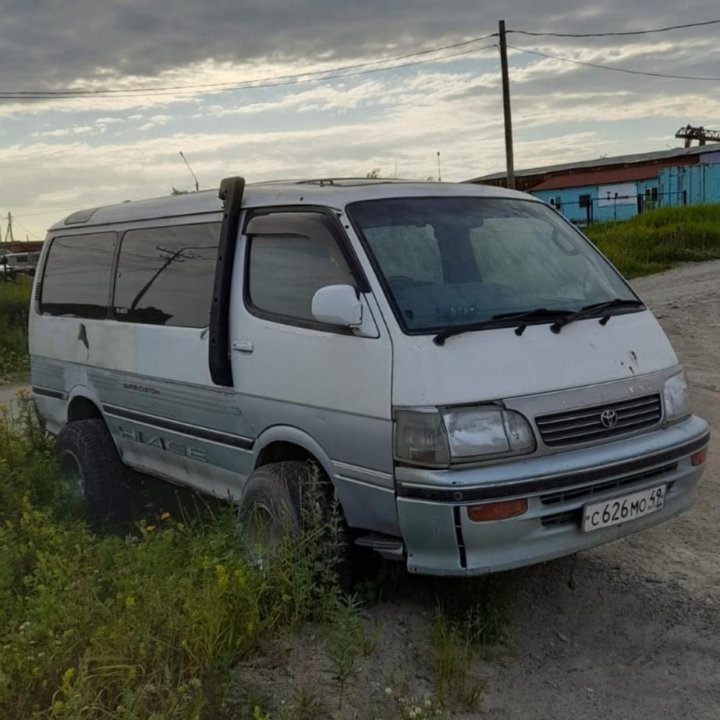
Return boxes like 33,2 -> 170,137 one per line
391,310 -> 678,406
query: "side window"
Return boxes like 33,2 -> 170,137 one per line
113,222 -> 220,327
247,214 -> 354,323
40,232 -> 117,319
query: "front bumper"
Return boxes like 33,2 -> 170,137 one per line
396,415 -> 710,576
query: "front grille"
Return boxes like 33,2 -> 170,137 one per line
536,394 -> 662,447
541,511 -> 578,527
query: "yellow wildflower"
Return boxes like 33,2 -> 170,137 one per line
215,564 -> 228,592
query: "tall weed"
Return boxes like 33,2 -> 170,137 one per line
429,578 -> 508,711
0,410 -> 341,720
0,276 -> 32,380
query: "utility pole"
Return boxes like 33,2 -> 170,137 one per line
437,151 -> 442,182
3,212 -> 15,243
498,19 -> 515,190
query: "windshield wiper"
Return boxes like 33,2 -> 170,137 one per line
432,300 -> 645,345
492,307 -> 574,322
433,308 -> 572,345
549,298 -> 645,334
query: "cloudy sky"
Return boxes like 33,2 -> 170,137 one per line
1,1 -> 719,240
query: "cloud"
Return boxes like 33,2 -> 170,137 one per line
1,0 -> 718,91
31,124 -> 97,138
138,114 -> 171,130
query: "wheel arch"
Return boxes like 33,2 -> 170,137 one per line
67,394 -> 103,423
65,387 -> 118,448
253,425 -> 336,484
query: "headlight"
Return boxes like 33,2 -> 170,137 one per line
443,407 -> 535,461
394,406 -> 535,467
394,408 -> 450,467
663,371 -> 691,422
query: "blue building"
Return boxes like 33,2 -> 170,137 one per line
470,144 -> 720,224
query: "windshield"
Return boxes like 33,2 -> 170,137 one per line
347,197 -> 638,333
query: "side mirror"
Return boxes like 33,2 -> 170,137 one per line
311,284 -> 363,327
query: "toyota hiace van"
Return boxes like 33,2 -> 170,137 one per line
29,178 -> 710,575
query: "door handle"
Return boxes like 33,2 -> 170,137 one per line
232,340 -> 254,354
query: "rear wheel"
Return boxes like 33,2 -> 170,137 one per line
55,419 -> 130,526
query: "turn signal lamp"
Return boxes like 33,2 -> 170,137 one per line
467,498 -> 528,522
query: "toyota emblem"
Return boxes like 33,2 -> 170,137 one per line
600,409 -> 619,428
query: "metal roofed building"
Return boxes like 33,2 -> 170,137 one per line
468,144 -> 720,225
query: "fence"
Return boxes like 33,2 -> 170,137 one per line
548,190 -> 688,226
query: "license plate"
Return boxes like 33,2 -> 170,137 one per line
582,484 -> 667,533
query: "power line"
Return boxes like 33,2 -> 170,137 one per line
3,209 -> 64,218
508,44 -> 720,81
11,217 -> 42,240
510,19 -> 720,38
0,45 -> 496,103
0,35 -> 496,100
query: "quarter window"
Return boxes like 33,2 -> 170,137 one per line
113,223 -> 220,327
40,232 -> 117,319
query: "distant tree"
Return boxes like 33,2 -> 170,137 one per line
365,168 -> 381,179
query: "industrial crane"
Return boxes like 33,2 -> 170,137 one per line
675,125 -> 720,148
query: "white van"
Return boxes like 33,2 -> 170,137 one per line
29,178 -> 710,575
1,250 -> 41,277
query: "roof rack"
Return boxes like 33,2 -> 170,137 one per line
293,177 -> 411,187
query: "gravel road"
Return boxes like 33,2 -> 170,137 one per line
474,260 -> 720,719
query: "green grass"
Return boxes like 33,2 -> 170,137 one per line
0,276 -> 32,381
0,403 -> 344,720
0,402 -> 513,720
585,204 -> 720,278
429,578 -> 508,712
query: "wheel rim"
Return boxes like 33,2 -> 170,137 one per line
58,449 -> 85,500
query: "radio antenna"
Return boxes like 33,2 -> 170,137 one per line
179,151 -> 200,192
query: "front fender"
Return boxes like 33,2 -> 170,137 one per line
252,424 -> 337,484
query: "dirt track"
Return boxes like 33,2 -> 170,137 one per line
454,261 -> 720,719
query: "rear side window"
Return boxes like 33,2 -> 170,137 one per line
113,222 -> 220,327
40,232 -> 117,318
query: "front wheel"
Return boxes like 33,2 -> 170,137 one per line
237,462 -> 303,557
237,461 -> 352,588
